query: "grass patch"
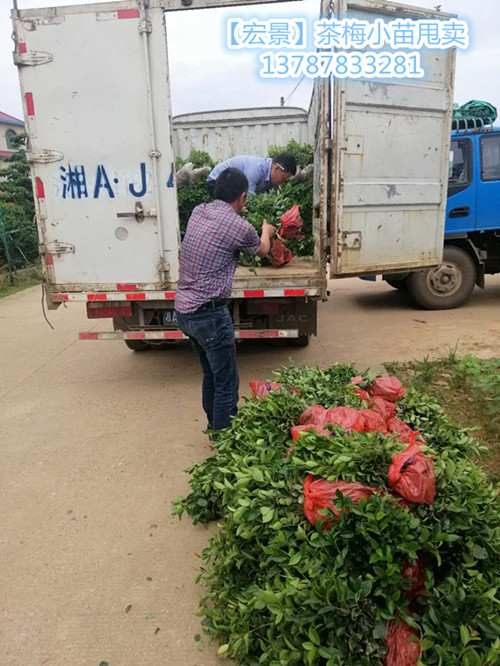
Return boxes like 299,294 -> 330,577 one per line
0,267 -> 41,299
387,354 -> 500,481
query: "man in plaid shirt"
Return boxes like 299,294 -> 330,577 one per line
175,168 -> 275,432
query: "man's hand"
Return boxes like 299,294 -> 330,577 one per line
256,219 -> 277,258
261,219 -> 276,239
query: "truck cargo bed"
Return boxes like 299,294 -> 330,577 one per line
234,258 -> 324,291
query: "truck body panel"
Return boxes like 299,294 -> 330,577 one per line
330,0 -> 456,276
14,2 -> 180,289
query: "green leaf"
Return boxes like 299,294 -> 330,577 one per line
252,468 -> 264,483
217,644 -> 229,656
308,626 -> 321,646
373,622 -> 386,640
471,544 -> 488,560
260,507 -> 274,523
460,625 -> 471,646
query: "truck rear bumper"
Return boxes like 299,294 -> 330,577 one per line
79,329 -> 299,341
53,287 -> 320,302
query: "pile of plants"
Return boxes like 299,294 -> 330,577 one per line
174,364 -> 500,665
176,143 -> 314,261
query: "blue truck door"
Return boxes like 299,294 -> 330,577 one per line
446,137 -> 476,234
476,133 -> 500,230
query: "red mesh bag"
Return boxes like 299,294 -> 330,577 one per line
402,558 -> 426,599
355,386 -> 371,402
249,380 -> 281,399
290,424 -> 330,441
278,204 -> 304,240
360,409 -> 388,433
350,376 -> 370,402
387,418 -> 423,445
371,376 -> 406,402
384,620 -> 421,666
388,444 -> 436,504
270,239 -> 293,267
299,405 -> 329,427
303,475 -> 378,529
370,396 -> 397,421
325,406 -> 365,433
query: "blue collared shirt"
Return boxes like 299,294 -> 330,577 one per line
207,155 -> 272,194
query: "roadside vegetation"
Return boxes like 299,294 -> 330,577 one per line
387,354 -> 500,481
0,134 -> 39,294
0,266 -> 41,299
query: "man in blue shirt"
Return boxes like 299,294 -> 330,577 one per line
207,153 -> 297,196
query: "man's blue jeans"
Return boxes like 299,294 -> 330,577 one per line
175,304 -> 239,431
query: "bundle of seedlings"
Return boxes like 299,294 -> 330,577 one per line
174,364 -> 500,665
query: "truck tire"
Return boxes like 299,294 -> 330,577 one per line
124,340 -> 150,352
385,277 -> 409,291
289,334 -> 310,347
407,246 -> 476,310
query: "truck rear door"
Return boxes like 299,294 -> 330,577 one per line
330,0 -> 456,276
13,1 -> 179,290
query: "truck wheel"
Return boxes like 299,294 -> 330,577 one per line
125,340 -> 150,352
289,334 -> 310,347
407,246 -> 476,310
385,277 -> 409,291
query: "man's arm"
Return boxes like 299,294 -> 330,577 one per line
256,220 -> 276,258
208,157 -> 231,183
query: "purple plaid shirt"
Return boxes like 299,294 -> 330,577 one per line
175,200 -> 260,313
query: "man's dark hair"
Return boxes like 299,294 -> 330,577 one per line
272,153 -> 297,175
214,167 -> 249,203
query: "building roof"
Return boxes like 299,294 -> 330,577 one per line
0,111 -> 24,127
0,149 -> 14,160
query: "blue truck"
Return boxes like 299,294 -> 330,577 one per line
383,126 -> 500,309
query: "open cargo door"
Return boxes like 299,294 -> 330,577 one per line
13,1 -> 179,290
311,0 -> 332,298
330,0 -> 456,277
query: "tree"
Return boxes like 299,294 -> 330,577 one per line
0,134 -> 38,269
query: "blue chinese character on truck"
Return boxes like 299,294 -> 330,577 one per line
59,161 -> 150,199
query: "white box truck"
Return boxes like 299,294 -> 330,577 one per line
12,0 -> 456,349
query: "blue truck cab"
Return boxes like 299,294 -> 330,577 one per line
384,126 -> 500,309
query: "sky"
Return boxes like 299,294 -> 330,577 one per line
1,0 -> 498,121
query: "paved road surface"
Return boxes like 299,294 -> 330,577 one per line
2,277 -> 500,665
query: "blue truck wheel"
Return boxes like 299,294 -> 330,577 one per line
407,246 -> 476,310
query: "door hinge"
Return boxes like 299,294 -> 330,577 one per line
41,241 -> 75,256
13,51 -> 53,66
139,19 -> 152,34
342,231 -> 362,250
158,257 -> 170,283
28,149 -> 64,164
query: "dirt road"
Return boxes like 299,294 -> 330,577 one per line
2,277 -> 500,666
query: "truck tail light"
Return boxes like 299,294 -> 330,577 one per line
86,303 -> 132,319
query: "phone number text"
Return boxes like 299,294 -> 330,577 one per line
259,51 -> 424,79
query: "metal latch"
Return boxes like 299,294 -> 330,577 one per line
116,201 -> 157,224
13,51 -> 53,67
41,241 -> 75,255
28,149 -> 64,164
342,231 -> 362,250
